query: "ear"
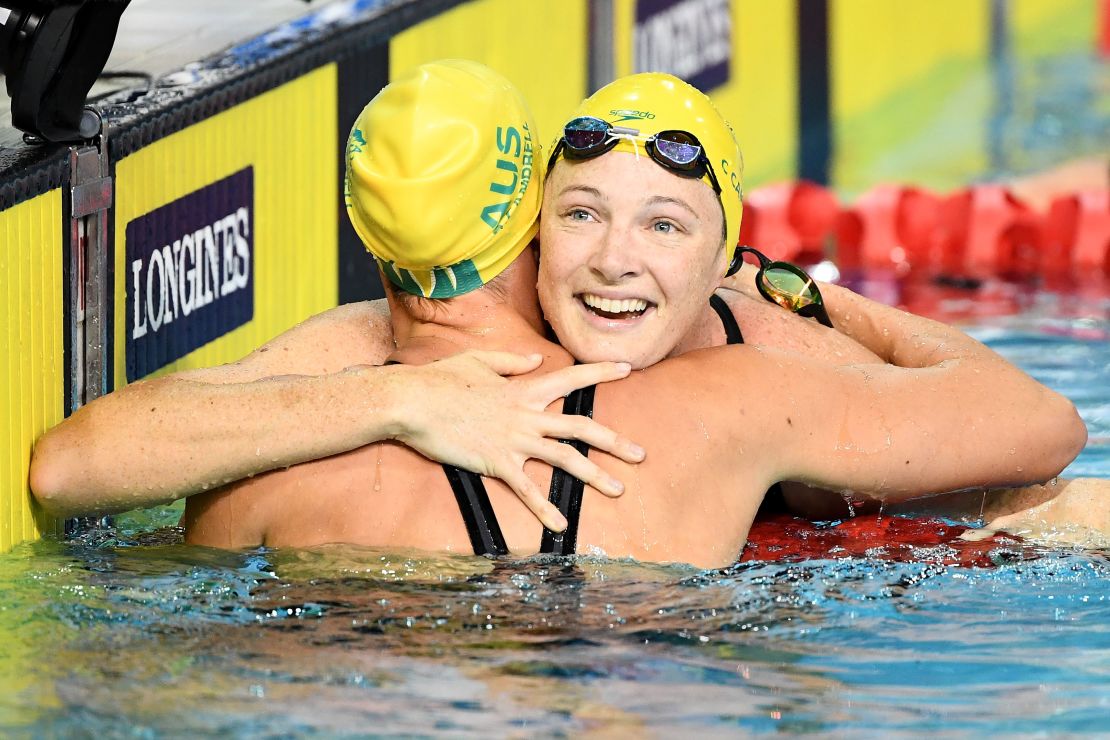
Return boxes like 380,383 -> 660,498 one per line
529,236 -> 541,267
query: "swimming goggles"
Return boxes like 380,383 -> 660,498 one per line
734,246 -> 833,328
547,115 -> 723,195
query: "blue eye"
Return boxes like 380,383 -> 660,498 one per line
653,221 -> 675,233
569,209 -> 592,221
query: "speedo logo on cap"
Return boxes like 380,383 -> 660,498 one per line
609,109 -> 656,123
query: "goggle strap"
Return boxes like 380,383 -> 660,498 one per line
609,125 -> 641,136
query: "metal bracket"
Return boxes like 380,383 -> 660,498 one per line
71,174 -> 112,218
68,139 -> 112,411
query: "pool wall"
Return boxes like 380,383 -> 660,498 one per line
0,189 -> 66,551
0,0 -> 1101,552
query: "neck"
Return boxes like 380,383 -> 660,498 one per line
669,295 -> 726,358
385,252 -> 567,365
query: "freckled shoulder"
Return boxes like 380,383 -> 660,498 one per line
251,300 -> 396,374
717,289 -> 883,365
175,300 -> 396,382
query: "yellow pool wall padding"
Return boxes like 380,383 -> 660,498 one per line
0,189 -> 65,552
829,0 -> 993,192
389,0 -> 591,151
112,65 -> 340,388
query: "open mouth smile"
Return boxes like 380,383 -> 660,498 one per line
578,293 -> 655,322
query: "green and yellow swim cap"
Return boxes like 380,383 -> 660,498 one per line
344,59 -> 540,298
554,73 -> 744,268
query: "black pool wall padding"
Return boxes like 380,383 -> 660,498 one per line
797,0 -> 831,187
0,146 -> 70,212
337,42 -> 390,304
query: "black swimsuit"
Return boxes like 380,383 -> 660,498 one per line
439,292 -> 746,557
442,385 -> 596,557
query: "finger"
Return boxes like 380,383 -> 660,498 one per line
961,514 -> 1030,541
982,512 -> 1027,531
533,440 -> 625,498
462,350 -> 544,377
529,361 -> 632,399
544,415 -> 646,463
958,527 -> 998,542
500,468 -> 567,532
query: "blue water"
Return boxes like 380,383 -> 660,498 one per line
966,305 -> 1110,480
1,285 -> 1107,737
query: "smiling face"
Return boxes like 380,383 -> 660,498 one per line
538,152 -> 728,369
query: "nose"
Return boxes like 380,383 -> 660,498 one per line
587,224 -> 641,283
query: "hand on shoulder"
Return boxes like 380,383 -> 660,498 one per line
390,351 -> 646,532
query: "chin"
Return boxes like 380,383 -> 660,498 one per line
626,350 -> 669,371
568,339 -> 667,370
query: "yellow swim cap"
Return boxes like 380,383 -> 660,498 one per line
344,59 -> 540,298
555,73 -> 744,269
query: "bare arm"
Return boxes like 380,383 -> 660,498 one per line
776,348 -> 1085,499
962,478 -> 1110,548
30,302 -> 397,515
721,266 -> 1090,517
677,320 -> 1085,500
29,302 -> 646,529
31,362 -> 419,517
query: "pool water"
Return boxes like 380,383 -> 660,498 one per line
1,280 -> 1107,736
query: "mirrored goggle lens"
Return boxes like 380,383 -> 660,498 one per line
761,267 -> 819,310
653,130 -> 702,168
563,116 -> 610,151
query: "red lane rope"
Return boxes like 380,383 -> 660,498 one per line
743,180 -> 1110,277
741,513 -> 1031,568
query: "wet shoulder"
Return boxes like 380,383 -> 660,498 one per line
718,290 -> 883,365
247,300 -> 395,375
594,345 -> 769,441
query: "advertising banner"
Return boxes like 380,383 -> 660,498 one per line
634,0 -> 732,92
124,168 -> 254,381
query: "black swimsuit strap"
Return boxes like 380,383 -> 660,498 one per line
442,464 -> 509,556
539,384 -> 597,555
709,292 -> 745,345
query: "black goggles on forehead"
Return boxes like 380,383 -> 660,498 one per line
547,115 -> 723,195
735,246 -> 833,328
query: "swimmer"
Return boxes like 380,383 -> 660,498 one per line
535,72 -> 1102,527
29,62 -> 1095,558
